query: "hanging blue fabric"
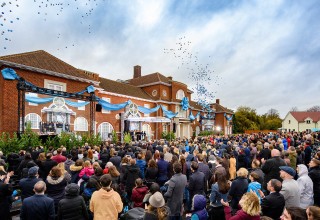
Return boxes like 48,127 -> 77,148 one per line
65,100 -> 90,107
138,105 -> 160,114
189,111 -> 200,121
25,94 -> 54,104
86,85 -> 95,93
181,97 -> 189,111
1,68 -> 20,80
98,98 -> 131,111
224,113 -> 233,121
76,85 -> 95,95
161,105 -> 178,119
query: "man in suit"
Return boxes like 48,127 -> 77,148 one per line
260,179 -> 285,220
164,162 -> 187,220
188,161 -> 206,211
20,181 -> 55,220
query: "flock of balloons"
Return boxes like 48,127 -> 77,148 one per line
1,0 -> 106,50
164,37 -> 221,109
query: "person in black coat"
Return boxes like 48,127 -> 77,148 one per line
308,158 -> 320,206
188,161 -> 206,211
260,179 -> 285,220
20,181 -> 55,220
188,161 -> 206,200
0,170 -> 14,220
145,159 -> 158,184
123,158 -> 141,199
261,149 -> 286,191
41,153 -> 58,179
228,168 -> 249,213
57,183 -> 89,220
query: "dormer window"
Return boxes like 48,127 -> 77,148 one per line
306,120 -> 311,124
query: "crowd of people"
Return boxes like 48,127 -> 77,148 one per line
0,131 -> 320,220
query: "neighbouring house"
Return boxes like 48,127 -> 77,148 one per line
282,111 -> 320,132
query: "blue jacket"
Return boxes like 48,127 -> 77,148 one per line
136,159 -> 146,179
191,194 -> 208,220
247,181 -> 261,199
210,183 -> 229,206
20,194 -> 55,220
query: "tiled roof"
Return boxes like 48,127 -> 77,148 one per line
212,103 -> 234,114
0,50 -> 94,81
290,112 -> 320,122
189,100 -> 203,110
128,72 -> 171,86
99,77 -> 154,100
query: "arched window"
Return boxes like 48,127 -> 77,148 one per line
98,122 -> 114,141
176,89 -> 185,100
25,113 -> 41,129
74,117 -> 88,131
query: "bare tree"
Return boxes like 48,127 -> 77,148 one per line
290,106 -> 298,112
306,105 -> 320,112
267,108 -> 280,119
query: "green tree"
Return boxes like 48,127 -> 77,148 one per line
233,106 -> 260,133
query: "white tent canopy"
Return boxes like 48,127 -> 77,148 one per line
126,117 -> 171,123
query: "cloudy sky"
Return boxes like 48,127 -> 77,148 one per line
1,0 -> 320,118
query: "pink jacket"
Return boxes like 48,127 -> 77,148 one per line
79,167 -> 94,178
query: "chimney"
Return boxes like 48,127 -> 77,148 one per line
216,99 -> 220,105
167,76 -> 173,81
133,65 -> 141,78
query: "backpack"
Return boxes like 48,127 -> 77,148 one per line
120,207 -> 145,220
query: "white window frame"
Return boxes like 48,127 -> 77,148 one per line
28,92 -> 38,106
44,79 -> 66,91
25,113 -> 41,129
176,105 -> 186,118
74,117 -> 88,131
144,104 -> 150,117
176,89 -> 185,100
78,100 -> 85,111
98,122 -> 114,141
102,97 -> 111,114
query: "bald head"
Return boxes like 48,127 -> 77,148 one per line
34,181 -> 46,194
271,149 -> 280,157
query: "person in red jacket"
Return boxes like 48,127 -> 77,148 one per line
221,192 -> 261,220
131,178 -> 149,208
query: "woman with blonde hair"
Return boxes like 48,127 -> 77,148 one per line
56,162 -> 71,183
228,168 -> 249,213
143,192 -> 170,220
221,192 -> 261,220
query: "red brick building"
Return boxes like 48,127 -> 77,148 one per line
0,50 -> 233,141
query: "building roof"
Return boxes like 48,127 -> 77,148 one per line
99,77 -> 154,100
0,50 -> 94,81
128,72 -> 171,87
189,100 -> 203,110
290,111 -> 320,122
212,103 -> 234,114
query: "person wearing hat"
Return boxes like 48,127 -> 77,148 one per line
308,158 -> 320,206
279,166 -> 300,208
143,192 -> 170,220
19,166 -> 42,201
57,183 -> 89,220
297,164 -> 313,208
